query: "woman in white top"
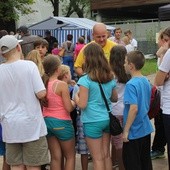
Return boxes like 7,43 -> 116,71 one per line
109,45 -> 131,170
154,26 -> 170,169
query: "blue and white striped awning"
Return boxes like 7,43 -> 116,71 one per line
28,16 -> 115,30
28,17 -> 115,46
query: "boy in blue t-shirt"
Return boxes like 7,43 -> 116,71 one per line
123,51 -> 154,170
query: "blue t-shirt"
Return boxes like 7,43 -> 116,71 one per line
123,76 -> 154,140
77,75 -> 116,123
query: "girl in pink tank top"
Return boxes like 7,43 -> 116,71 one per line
42,55 -> 76,170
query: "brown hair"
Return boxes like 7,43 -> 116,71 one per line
83,42 -> 114,83
126,50 -> 145,70
110,45 -> 130,83
114,27 -> 122,34
78,37 -> 85,44
0,30 -> 8,38
124,29 -> 132,35
33,38 -> 49,49
42,55 -> 61,88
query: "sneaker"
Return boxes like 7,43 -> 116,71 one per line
150,150 -> 165,160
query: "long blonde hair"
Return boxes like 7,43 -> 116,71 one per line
26,50 -> 44,76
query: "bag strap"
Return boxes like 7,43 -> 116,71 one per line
98,83 -> 111,114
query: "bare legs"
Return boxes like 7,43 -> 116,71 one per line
47,136 -> 75,170
2,156 -> 10,170
81,154 -> 88,170
86,133 -> 112,170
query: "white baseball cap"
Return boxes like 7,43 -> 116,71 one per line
0,35 -> 23,54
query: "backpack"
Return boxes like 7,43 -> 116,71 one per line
148,85 -> 160,119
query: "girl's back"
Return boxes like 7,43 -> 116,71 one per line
43,79 -> 71,120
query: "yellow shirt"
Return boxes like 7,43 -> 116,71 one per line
74,40 -> 117,68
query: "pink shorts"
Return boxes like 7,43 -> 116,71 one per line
111,115 -> 123,149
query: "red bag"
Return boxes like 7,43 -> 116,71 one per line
148,85 -> 160,119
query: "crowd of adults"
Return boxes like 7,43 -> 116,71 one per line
0,23 -> 169,170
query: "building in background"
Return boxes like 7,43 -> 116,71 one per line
90,0 -> 170,21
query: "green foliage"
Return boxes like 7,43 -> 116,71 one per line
64,0 -> 90,17
141,58 -> 157,76
45,0 -> 90,17
0,0 -> 35,21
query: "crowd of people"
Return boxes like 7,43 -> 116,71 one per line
0,23 -> 169,170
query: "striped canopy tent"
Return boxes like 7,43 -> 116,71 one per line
28,16 -> 115,46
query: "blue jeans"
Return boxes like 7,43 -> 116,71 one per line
63,56 -> 74,78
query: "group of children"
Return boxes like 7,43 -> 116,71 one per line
0,26 -> 169,170
0,34 -> 88,170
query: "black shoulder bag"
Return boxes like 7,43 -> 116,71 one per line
98,83 -> 123,136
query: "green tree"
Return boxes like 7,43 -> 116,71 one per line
0,0 -> 35,31
62,0 -> 90,17
44,0 -> 90,17
0,0 -> 35,21
44,0 -> 59,16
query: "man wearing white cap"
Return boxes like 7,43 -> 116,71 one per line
0,35 -> 49,170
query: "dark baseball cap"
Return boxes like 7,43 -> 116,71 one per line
18,26 -> 28,34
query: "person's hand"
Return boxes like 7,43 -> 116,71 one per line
70,80 -> 76,86
122,130 -> 129,142
71,100 -> 76,108
162,41 -> 169,49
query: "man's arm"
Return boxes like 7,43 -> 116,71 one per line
154,70 -> 168,86
74,46 -> 85,76
75,67 -> 83,76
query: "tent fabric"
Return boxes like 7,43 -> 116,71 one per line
28,16 -> 115,30
28,17 -> 115,45
158,4 -> 170,21
32,29 -> 88,47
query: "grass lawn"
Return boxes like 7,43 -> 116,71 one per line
141,58 -> 157,76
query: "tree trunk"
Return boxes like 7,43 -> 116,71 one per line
52,0 -> 59,16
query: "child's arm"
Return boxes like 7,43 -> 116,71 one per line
58,81 -> 76,112
111,88 -> 118,102
74,86 -> 88,109
123,104 -> 138,142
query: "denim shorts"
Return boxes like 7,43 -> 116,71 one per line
83,120 -> 110,139
44,117 -> 75,141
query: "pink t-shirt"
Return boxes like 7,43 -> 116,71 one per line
74,43 -> 85,58
43,80 -> 71,120
52,48 -> 60,55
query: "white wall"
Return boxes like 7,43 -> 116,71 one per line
17,0 -> 53,28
